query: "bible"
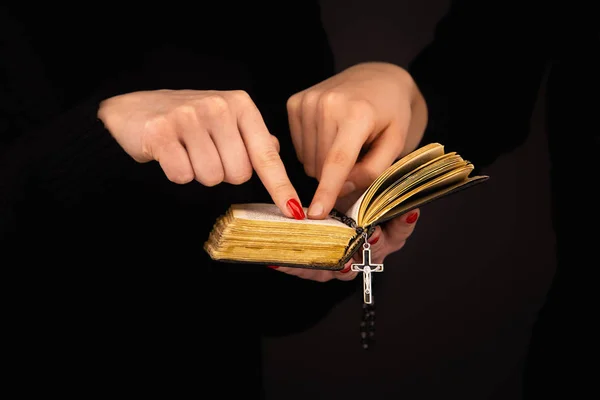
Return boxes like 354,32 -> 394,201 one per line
204,143 -> 488,271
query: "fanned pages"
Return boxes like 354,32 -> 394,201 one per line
204,143 -> 489,270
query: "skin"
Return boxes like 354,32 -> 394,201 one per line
97,62 -> 428,282
273,209 -> 420,283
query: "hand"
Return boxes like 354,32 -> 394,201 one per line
98,89 -> 305,219
269,209 -> 420,282
286,62 -> 428,219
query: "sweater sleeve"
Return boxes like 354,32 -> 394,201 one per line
408,0 -> 549,170
0,6 -> 141,242
0,92 -> 137,242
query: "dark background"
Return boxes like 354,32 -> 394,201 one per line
263,1 -> 556,399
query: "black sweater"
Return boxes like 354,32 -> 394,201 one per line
1,0 -> 598,396
410,1 -> 599,275
0,3 -> 360,397
410,3 -> 598,392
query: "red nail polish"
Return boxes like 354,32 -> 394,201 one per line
340,265 -> 351,273
368,235 -> 380,245
268,265 -> 280,269
406,212 -> 418,224
286,199 -> 305,220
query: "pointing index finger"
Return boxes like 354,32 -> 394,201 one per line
237,105 -> 304,220
308,116 -> 372,219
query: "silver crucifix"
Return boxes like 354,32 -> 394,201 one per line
351,239 -> 384,304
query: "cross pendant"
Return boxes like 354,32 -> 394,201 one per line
351,242 -> 384,304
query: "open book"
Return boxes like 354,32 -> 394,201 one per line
204,143 -> 488,270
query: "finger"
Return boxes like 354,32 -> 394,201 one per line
286,94 -> 303,163
366,226 -> 383,247
141,118 -> 195,184
308,108 -> 373,219
364,226 -> 388,264
155,140 -> 195,184
380,208 -> 420,253
345,121 -> 407,192
272,135 -> 280,153
301,92 -> 319,178
269,266 -> 336,283
179,116 -> 225,187
237,102 -> 303,220
269,266 -> 302,276
333,262 -> 359,281
315,98 -> 338,182
209,114 -> 253,185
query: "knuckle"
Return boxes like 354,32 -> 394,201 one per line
197,164 -> 225,187
226,166 -> 253,185
348,100 -> 375,129
318,90 -> 345,114
286,94 -> 301,113
227,173 -> 253,185
229,90 -> 253,106
256,148 -> 282,169
268,179 -> 292,195
144,115 -> 171,138
142,116 -> 172,158
173,104 -> 198,121
195,95 -> 230,118
302,91 -> 320,109
198,174 -> 224,187
169,170 -> 195,185
271,135 -> 281,153
327,149 -> 351,167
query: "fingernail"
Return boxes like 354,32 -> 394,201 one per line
368,235 -> 380,245
340,264 -> 352,273
406,212 -> 419,224
268,265 -> 280,269
339,181 -> 356,197
286,199 -> 305,220
308,202 -> 324,218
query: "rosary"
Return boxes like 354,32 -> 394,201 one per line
351,232 -> 383,350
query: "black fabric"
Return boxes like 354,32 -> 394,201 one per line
0,3 -> 359,397
409,1 -> 599,397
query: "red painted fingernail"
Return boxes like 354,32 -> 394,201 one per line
286,199 -> 305,220
406,212 -> 419,224
368,235 -> 380,245
268,265 -> 280,269
340,265 -> 352,274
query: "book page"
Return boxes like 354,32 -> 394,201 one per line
363,154 -> 466,223
374,175 -> 489,223
357,143 -> 445,225
365,165 -> 474,225
231,204 -> 351,228
204,141 -> 491,268
344,192 -> 366,223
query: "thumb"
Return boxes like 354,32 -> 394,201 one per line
339,129 -> 405,197
341,161 -> 381,197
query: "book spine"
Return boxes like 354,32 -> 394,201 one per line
329,208 -> 363,234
